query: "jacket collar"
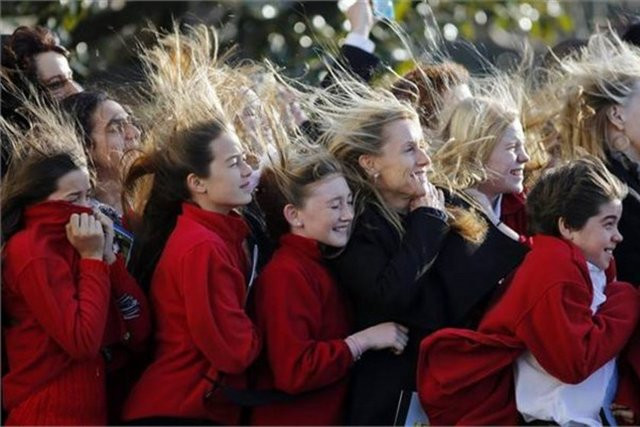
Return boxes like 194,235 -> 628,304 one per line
181,202 -> 249,244
531,234 -> 616,283
24,200 -> 93,230
279,233 -> 322,262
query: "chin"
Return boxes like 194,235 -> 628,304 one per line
325,235 -> 349,248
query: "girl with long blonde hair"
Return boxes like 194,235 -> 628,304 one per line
426,76 -> 532,329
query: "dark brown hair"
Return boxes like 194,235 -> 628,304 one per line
124,120 -> 224,289
60,91 -> 109,152
526,157 -> 627,236
1,152 -> 83,244
1,26 -> 69,121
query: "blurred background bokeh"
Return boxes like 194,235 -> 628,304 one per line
2,1 -> 639,90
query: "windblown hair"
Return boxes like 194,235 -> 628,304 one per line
300,68 -> 420,236
1,92 -> 87,244
432,94 -> 520,192
277,64 -> 485,242
526,156 -> 627,236
390,61 -> 470,129
60,91 -> 109,153
1,26 -> 70,128
428,75 -> 526,241
257,144 -> 344,241
123,24 -> 238,289
124,24 -> 288,289
545,32 -> 640,161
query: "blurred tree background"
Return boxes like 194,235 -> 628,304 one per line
2,0 -> 639,92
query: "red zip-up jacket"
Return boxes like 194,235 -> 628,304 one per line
250,233 -> 353,426
123,202 -> 261,424
2,200 -> 148,425
417,235 -> 640,425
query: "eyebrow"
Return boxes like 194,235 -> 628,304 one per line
600,215 -> 619,222
42,71 -> 72,84
106,115 -> 129,127
225,154 -> 242,162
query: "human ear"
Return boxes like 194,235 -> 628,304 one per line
557,217 -> 573,241
606,105 -> 626,131
186,173 -> 206,195
283,203 -> 303,228
358,154 -> 378,178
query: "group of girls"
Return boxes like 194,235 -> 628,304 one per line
1,2 -> 640,425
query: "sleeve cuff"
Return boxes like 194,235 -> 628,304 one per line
344,32 -> 375,53
79,257 -> 109,273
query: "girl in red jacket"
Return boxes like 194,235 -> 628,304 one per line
121,117 -> 262,424
250,146 -> 409,425
2,106 -> 149,425
417,157 -> 640,425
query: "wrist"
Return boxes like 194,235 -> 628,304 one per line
80,253 -> 104,261
104,253 -> 117,265
345,334 -> 367,361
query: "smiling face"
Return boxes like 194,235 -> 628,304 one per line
288,174 -> 354,247
46,168 -> 92,208
562,199 -> 624,270
193,132 -> 254,214
477,119 -> 530,199
364,118 -> 431,211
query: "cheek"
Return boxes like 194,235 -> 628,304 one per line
488,152 -> 515,174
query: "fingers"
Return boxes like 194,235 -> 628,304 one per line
611,405 -> 635,424
66,213 -> 104,241
391,323 -> 409,355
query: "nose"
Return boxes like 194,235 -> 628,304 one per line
125,122 -> 142,145
517,145 -> 530,164
64,80 -> 83,97
417,147 -> 431,168
78,194 -> 92,208
341,203 -> 354,221
613,227 -> 623,243
240,158 -> 253,178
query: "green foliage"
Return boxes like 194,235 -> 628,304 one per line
1,0 -> 638,84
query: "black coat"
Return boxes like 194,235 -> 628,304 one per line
429,216 -> 530,329
429,192 -> 530,329
607,152 -> 640,287
330,204 -> 449,425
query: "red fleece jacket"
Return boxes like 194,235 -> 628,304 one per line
417,235 -> 640,425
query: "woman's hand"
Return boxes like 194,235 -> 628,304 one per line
410,180 -> 445,212
93,209 -> 116,265
66,213 -> 105,261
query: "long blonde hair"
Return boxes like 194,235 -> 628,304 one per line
300,68 -> 421,236
548,32 -> 640,161
433,96 -> 519,191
